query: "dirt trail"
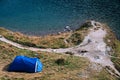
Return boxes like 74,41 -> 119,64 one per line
0,21 -> 120,77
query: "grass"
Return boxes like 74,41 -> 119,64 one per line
66,32 -> 83,45
0,27 -> 69,48
91,69 -> 118,80
0,41 -> 119,80
0,22 -> 120,80
103,24 -> 120,79
111,40 -> 120,73
76,21 -> 92,31
0,25 -> 88,49
0,41 -> 90,80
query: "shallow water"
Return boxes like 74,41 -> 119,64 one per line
0,0 -> 120,38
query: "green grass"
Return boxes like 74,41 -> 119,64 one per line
76,21 -> 91,31
103,24 -> 120,74
0,27 -> 69,49
0,27 -> 85,49
111,40 -> 120,73
66,32 -> 83,45
0,77 -> 24,80
0,41 -> 90,80
0,41 -> 119,80
91,69 -> 118,80
0,23 -> 120,80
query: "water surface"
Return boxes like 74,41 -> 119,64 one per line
0,0 -> 119,38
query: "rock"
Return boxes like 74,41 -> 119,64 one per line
0,35 -> 2,38
107,39 -> 111,42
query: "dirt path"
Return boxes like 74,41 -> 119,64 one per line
0,21 -> 120,77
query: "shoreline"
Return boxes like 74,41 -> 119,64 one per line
0,20 -> 90,37
0,20 -> 120,77
0,20 -> 120,79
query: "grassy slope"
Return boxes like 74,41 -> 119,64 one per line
0,22 -> 92,49
0,41 -> 118,80
0,22 -> 119,80
0,27 -> 69,48
0,41 -> 90,80
0,27 -> 86,49
103,24 -> 120,75
113,40 -> 120,74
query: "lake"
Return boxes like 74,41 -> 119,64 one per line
0,0 -> 120,38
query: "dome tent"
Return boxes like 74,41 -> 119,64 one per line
8,55 -> 43,73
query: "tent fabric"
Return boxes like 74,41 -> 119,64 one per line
8,55 -> 43,73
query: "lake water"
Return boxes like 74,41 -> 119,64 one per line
0,0 -> 120,38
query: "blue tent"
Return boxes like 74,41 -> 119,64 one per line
8,55 -> 43,73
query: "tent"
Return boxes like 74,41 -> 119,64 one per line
8,55 -> 43,73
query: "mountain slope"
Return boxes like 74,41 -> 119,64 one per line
0,21 -> 120,80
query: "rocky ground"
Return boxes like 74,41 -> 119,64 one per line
0,21 -> 120,79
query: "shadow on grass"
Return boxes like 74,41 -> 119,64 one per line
2,64 -> 10,72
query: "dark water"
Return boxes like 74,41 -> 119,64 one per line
0,0 -> 120,37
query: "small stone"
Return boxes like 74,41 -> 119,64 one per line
108,39 -> 111,42
94,56 -> 100,60
0,35 -> 2,38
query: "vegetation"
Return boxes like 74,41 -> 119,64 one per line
103,24 -> 120,79
91,69 -> 118,80
0,41 -> 119,79
76,21 -> 92,31
0,25 -> 89,49
66,32 -> 83,45
0,41 -> 118,80
0,22 -> 120,80
0,27 -> 69,48
0,41 -> 90,80
112,40 -> 120,73
0,27 -> 86,49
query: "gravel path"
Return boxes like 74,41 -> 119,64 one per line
0,21 -> 120,77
